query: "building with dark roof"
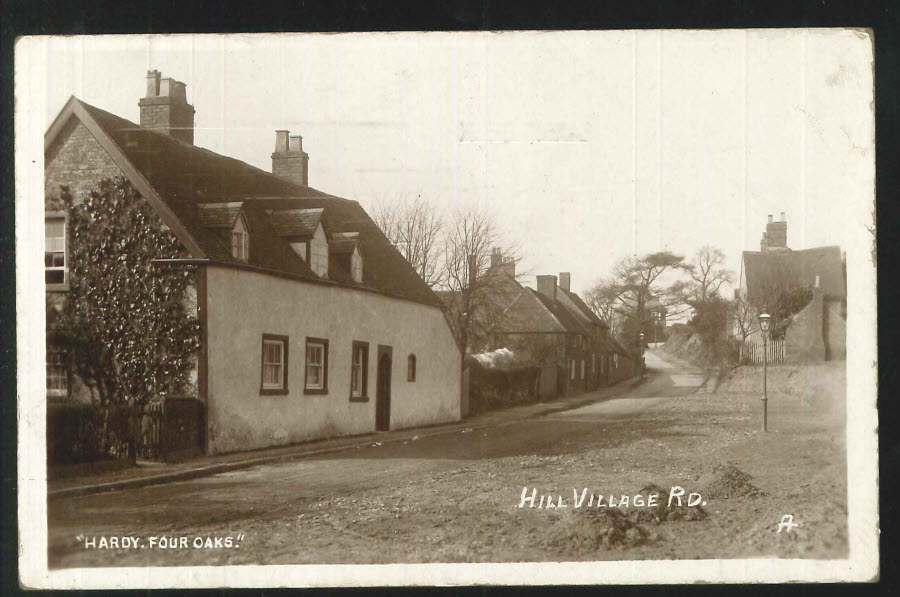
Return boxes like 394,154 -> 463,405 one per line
44,71 -> 461,455
461,249 -> 634,398
737,213 -> 846,362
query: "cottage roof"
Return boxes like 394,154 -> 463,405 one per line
197,202 -> 245,229
45,97 -> 441,308
493,288 -> 568,334
558,287 -> 609,329
530,290 -> 592,336
330,232 -> 360,255
267,208 -> 326,239
605,337 -> 633,357
742,246 -> 845,301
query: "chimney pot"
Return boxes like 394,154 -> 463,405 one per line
275,130 -> 290,153
490,248 -> 502,269
145,70 -> 161,97
139,71 -> 194,144
289,135 -> 302,152
536,275 -> 558,302
559,272 -> 571,292
780,211 -> 786,222
767,214 -> 773,223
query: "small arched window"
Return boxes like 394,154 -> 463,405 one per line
407,354 -> 416,382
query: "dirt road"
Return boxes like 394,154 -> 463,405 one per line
48,353 -> 846,567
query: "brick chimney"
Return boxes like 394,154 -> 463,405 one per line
536,275 -> 558,302
272,130 -> 310,187
491,247 -> 503,269
138,70 -> 195,144
766,212 -> 788,249
500,259 -> 515,279
558,272 -> 571,292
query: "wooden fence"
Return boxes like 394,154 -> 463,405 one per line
740,339 -> 785,365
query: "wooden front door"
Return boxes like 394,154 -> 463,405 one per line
376,346 -> 392,431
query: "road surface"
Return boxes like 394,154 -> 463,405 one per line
48,350 -> 706,567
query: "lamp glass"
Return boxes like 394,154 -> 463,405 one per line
759,313 -> 770,333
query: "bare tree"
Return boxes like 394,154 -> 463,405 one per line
584,278 -> 623,338
732,293 -> 757,346
440,207 -> 519,354
594,251 -> 688,355
686,245 -> 733,301
372,195 -> 444,288
745,260 -> 813,340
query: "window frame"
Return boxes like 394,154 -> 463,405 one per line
407,353 -> 417,382
259,334 -> 289,395
581,359 -> 586,380
45,212 -> 68,290
350,246 -> 363,283
304,337 -> 330,395
46,341 -> 68,397
309,224 -> 329,278
231,214 -> 250,262
569,359 -> 575,380
231,230 -> 249,261
349,340 -> 369,402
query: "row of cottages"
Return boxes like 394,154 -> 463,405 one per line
478,251 -> 635,398
44,71 -> 462,455
733,213 -> 847,362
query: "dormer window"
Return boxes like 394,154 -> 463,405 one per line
231,215 -> 249,262
198,202 -> 250,263
310,223 -> 328,278
351,246 -> 363,283
266,208 -> 330,278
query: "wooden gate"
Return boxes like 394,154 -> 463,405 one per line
740,339 -> 785,365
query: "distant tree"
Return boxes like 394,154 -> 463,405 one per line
590,251 -> 688,355
372,195 -> 444,288
440,207 -> 519,354
686,245 -> 733,301
584,278 -> 623,338
58,178 -> 201,407
689,295 -> 729,343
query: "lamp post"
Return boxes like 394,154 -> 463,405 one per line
654,312 -> 660,347
639,332 -> 645,374
759,312 -> 771,432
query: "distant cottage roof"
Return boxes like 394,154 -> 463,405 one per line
530,289 -> 591,336
558,286 -> 608,329
493,288 -> 568,334
44,97 -> 441,308
742,246 -> 845,301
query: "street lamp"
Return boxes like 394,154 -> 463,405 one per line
654,311 -> 660,347
759,312 -> 771,432
638,332 -> 645,374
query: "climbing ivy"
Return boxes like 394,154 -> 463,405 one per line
58,177 -> 201,406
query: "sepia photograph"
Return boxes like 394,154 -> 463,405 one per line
15,30 -> 878,587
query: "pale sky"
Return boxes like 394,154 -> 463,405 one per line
28,30 -> 874,297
